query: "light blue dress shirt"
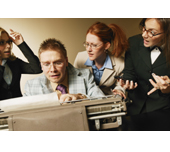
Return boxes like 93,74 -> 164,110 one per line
84,54 -> 113,85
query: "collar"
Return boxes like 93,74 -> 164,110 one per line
50,71 -> 68,91
150,44 -> 164,52
84,54 -> 113,70
2,59 -> 7,66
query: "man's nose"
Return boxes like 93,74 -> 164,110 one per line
49,64 -> 57,72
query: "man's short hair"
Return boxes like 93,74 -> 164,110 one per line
38,38 -> 67,58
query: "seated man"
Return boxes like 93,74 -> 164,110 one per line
24,38 -> 105,102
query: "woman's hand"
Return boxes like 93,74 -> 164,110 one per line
147,73 -> 170,95
112,89 -> 126,99
9,29 -> 24,45
119,79 -> 138,90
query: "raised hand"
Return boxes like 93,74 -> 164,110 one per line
9,29 -> 24,45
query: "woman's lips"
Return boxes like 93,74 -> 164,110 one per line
4,51 -> 10,54
88,53 -> 93,57
144,39 -> 149,45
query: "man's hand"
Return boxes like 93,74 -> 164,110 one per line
9,29 -> 24,46
59,93 -> 85,104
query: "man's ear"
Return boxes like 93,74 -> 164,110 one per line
40,61 -> 43,71
66,57 -> 68,66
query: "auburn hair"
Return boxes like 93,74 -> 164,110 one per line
86,22 -> 129,57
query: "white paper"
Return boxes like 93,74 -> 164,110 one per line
0,92 -> 59,112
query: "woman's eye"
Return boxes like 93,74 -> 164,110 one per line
151,31 -> 155,35
0,40 -> 5,45
7,40 -> 12,44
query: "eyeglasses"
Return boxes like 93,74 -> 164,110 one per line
142,27 -> 163,38
41,61 -> 64,69
0,40 -> 13,46
83,42 -> 103,49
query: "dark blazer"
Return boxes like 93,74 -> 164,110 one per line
0,42 -> 42,100
123,34 -> 170,115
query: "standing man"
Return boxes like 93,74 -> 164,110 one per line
24,38 -> 105,102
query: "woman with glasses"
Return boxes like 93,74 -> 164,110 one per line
74,22 -> 128,97
119,18 -> 170,116
0,27 -> 42,100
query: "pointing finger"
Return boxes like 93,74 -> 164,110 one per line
147,87 -> 157,95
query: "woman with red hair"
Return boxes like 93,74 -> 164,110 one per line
74,22 -> 128,97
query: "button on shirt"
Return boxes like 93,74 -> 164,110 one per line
84,54 -> 113,85
150,46 -> 161,64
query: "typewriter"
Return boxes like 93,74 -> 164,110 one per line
0,95 -> 126,131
